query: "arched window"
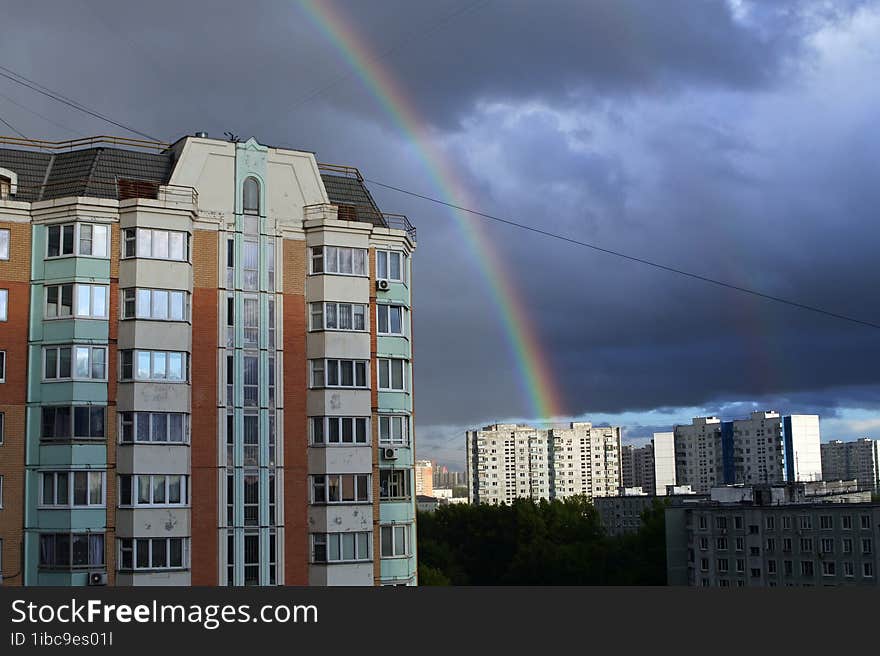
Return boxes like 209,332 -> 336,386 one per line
243,177 -> 260,215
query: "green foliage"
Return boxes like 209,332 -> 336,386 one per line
417,496 -> 667,585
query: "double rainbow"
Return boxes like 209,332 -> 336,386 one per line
298,0 -> 564,420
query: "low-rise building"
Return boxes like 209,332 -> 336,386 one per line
666,482 -> 879,587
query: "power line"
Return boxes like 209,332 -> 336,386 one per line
0,112 -> 28,140
0,65 -> 159,141
364,177 -> 880,332
0,91 -> 85,137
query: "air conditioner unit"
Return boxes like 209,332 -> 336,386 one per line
376,279 -> 390,291
88,571 -> 108,586
383,447 -> 398,460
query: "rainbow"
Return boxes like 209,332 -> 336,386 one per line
297,0 -> 564,420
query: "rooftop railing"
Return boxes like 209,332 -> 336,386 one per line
4,177 -> 197,206
0,134 -> 170,152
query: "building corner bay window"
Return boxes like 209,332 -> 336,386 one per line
378,358 -> 407,391
312,474 -> 371,503
311,301 -> 366,331
119,537 -> 186,571
311,359 -> 368,388
47,223 -> 109,258
123,288 -> 188,321
121,350 -> 188,381
312,532 -> 371,563
39,533 -> 105,569
377,250 -> 406,282
310,246 -> 367,276
124,227 -> 188,261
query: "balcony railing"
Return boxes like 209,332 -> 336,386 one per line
382,213 -> 417,243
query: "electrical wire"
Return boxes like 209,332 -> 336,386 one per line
364,177 -> 880,331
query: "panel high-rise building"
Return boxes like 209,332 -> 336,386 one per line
673,412 -> 822,494
0,133 -> 417,586
822,439 -> 880,491
465,422 -> 621,505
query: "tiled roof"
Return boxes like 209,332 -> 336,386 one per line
0,146 -> 173,201
320,173 -> 386,227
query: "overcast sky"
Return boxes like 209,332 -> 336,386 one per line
3,0 -> 880,467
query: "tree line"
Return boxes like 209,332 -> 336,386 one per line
417,496 -> 667,585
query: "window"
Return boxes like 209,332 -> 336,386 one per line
700,558 -> 709,572
243,177 -> 260,215
310,359 -> 368,388
861,515 -> 872,530
310,417 -> 369,445
765,516 -> 775,530
311,532 -> 371,563
735,537 -> 744,551
822,561 -> 836,577
0,229 -> 8,259
43,346 -> 106,380
864,562 -> 874,578
801,561 -> 814,577
377,358 -> 407,391
311,474 -> 371,504
39,533 -> 104,569
820,538 -> 834,554
124,228 -> 187,261
46,224 -> 74,257
118,475 -> 187,506
376,250 -> 406,282
842,515 -> 852,530
40,471 -> 105,507
41,406 -> 105,440
122,288 -> 188,321
310,302 -> 366,331
800,538 -> 813,553
45,283 -> 108,319
309,246 -> 367,276
767,560 -> 777,575
243,241 -> 258,290
799,515 -> 812,530
379,469 -> 411,500
377,304 -> 405,335
844,561 -> 854,577
243,297 -> 259,345
380,524 -> 410,558
715,516 -> 728,530
716,537 -> 728,551
243,355 -> 259,406
717,558 -> 729,572
862,538 -> 873,555
379,415 -> 409,445
120,350 -> 188,382
0,351 -> 4,382
119,538 -> 186,571
119,412 -> 189,444
820,515 -> 833,530
843,538 -> 853,553
0,412 -> 4,443
0,289 -> 6,322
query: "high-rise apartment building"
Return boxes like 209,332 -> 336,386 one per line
465,422 -> 621,505
621,433 -> 677,496
822,439 -> 880,491
0,133 -> 417,586
674,412 -> 822,494
414,460 -> 433,496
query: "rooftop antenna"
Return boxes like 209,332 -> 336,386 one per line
224,131 -> 240,143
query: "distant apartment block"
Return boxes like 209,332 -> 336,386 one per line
822,439 -> 880,491
674,412 -> 822,494
415,460 -> 433,496
0,132 -> 418,586
666,482 -> 880,587
621,432 -> 677,495
594,491 -> 703,536
465,422 -> 621,505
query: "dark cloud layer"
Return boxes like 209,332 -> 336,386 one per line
2,0 -> 879,450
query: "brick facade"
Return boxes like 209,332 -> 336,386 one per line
190,229 -> 219,584
282,238 -> 308,585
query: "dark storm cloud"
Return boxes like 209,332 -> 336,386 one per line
1,0 -> 878,439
